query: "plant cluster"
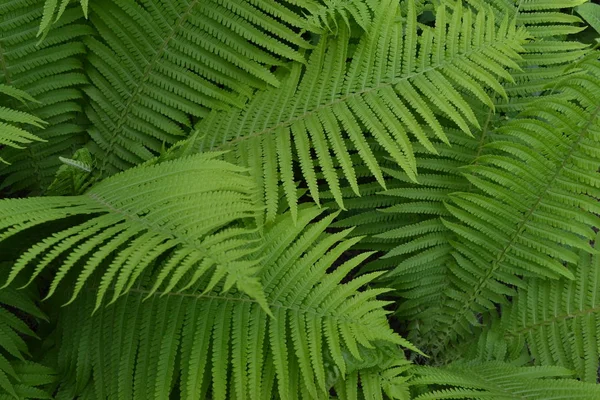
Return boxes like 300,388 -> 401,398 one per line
1,0 -> 600,398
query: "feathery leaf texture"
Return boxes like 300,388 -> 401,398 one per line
361,56 -> 600,353
0,153 -> 266,311
0,0 -> 599,398
410,361 -> 600,399
494,243 -> 600,383
432,56 -> 600,345
82,0 -> 317,174
182,0 -> 527,221
50,206 -> 416,400
0,85 -> 46,164
0,266 -> 55,399
0,0 -> 91,194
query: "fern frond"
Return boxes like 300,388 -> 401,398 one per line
496,243 -> 600,382
577,2 -> 600,35
0,153 -> 266,311
0,265 -> 54,399
46,147 -> 96,195
0,0 -> 91,194
180,0 -> 527,222
333,346 -> 412,400
82,0 -> 317,175
474,0 -> 590,112
305,0 -> 380,32
331,56 -> 600,354
410,361 -> 600,399
427,56 -> 600,348
49,206 -> 416,400
0,85 -> 46,164
38,0 -> 89,36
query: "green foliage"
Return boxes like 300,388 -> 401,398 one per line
410,362 -> 600,399
49,206 -> 415,400
184,0 -> 528,221
0,0 -> 91,193
0,267 -> 55,399
0,85 -> 46,164
1,0 -> 600,399
577,2 -> 600,36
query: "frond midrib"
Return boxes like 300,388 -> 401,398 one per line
103,287 -> 369,324
506,304 -> 600,337
87,190 -> 249,257
442,101 -> 600,346
98,0 -> 199,175
213,32 -> 526,151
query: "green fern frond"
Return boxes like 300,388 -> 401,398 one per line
0,265 -> 54,399
323,112 -> 498,335
333,347 -> 412,400
305,0 -> 380,32
410,361 -> 600,399
82,0 -> 317,175
428,56 -> 600,348
0,0 -> 91,194
577,2 -> 600,35
181,0 -> 527,222
327,55 -> 600,354
0,153 -> 266,311
49,206 -> 416,400
476,0 -> 590,112
38,0 -> 89,36
46,148 -> 96,195
496,243 -> 600,382
0,85 -> 46,164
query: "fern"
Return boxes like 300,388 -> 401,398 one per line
48,206 -> 416,400
0,266 -> 55,399
410,361 -> 600,399
336,54 -> 600,354
1,0 -> 600,398
38,0 -> 90,36
0,85 -> 46,164
477,241 -> 600,383
0,153 -> 267,310
178,0 -> 527,223
81,0 -> 320,174
0,0 -> 91,194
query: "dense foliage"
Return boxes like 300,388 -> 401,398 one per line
1,0 -> 600,398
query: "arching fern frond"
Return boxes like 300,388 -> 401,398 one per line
0,265 -> 55,399
0,85 -> 46,164
305,0 -> 380,32
328,55 -> 600,355
497,243 -> 600,382
83,0 -> 317,175
0,153 -> 266,311
429,55 -> 600,348
410,361 -> 600,399
49,206 -> 417,400
0,0 -> 91,194
473,0 -> 590,112
321,104 -> 503,342
182,0 -> 527,222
